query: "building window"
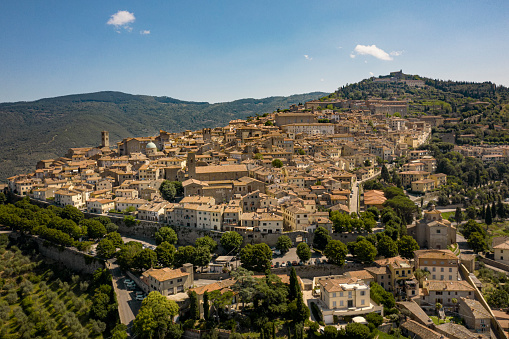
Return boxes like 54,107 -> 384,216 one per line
361,299 -> 365,305
340,300 -> 344,306
360,291 -> 366,296
333,301 -> 336,308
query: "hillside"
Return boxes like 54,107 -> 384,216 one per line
0,91 -> 325,181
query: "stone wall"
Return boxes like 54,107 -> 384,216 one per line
479,256 -> 509,273
459,263 -> 508,339
12,233 -> 105,274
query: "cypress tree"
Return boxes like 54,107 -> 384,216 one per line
498,199 -> 506,219
486,205 -> 493,225
188,291 -> 199,320
203,291 -> 210,321
289,267 -> 300,301
481,205 -> 486,219
492,201 -> 497,219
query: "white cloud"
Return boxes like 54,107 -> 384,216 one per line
107,10 -> 135,31
390,50 -> 404,56
320,78 -> 325,82
304,55 -> 312,61
369,72 -> 374,76
140,30 -> 151,35
351,44 -> 393,61
350,53 -> 356,59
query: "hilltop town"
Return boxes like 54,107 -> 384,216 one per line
2,73 -> 509,339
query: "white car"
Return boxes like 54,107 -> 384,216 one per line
136,295 -> 145,301
280,262 -> 286,268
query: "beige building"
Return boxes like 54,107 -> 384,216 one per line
420,280 -> 474,309
414,249 -> 459,281
281,123 -> 335,136
55,189 -> 85,209
399,171 -> 430,187
86,198 -> 115,214
318,277 -> 383,323
411,179 -> 435,193
141,264 -> 194,297
458,297 -> 491,334
492,237 -> 509,265
408,205 -> 456,250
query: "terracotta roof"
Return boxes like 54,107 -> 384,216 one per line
414,249 -> 457,260
401,319 -> 442,339
423,280 -> 474,292
190,279 -> 235,295
142,267 -> 190,282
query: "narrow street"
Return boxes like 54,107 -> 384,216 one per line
107,260 -> 141,330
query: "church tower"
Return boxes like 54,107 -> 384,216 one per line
101,131 -> 110,148
187,152 -> 196,179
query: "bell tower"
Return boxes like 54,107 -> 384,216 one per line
101,131 -> 110,148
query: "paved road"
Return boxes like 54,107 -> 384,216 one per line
107,260 -> 142,329
271,247 -> 328,266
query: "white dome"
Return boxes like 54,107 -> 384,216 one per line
146,142 -> 157,149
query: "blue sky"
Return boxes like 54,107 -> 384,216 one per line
1,1 -> 508,103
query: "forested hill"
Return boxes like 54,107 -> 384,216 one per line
0,91 -> 326,181
322,74 -> 509,142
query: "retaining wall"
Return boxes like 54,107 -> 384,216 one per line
459,263 -> 508,339
479,256 -> 509,273
10,233 -> 105,274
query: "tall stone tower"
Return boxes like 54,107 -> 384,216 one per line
187,152 -> 196,179
101,131 -> 110,148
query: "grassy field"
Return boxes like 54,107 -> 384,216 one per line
0,235 -> 106,338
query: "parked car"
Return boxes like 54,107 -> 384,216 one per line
136,291 -> 144,295
124,279 -> 133,284
314,259 -> 320,265
136,295 -> 145,301
275,262 -> 280,268
292,260 -> 298,266
280,262 -> 286,268
274,249 -> 281,256
287,261 -> 292,267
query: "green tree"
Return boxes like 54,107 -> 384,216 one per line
155,242 -> 176,267
172,181 -> 184,196
414,268 -> 430,287
195,236 -> 218,252
83,219 -> 107,239
455,207 -> 463,227
240,243 -> 272,272
155,227 -> 178,245
397,235 -> 420,259
289,267 -> 300,301
203,291 -> 210,321
377,235 -> 399,258
365,312 -> 383,327
288,291 -> 310,323
220,231 -> 243,253
96,238 -> 116,259
468,232 -> 488,253
133,291 -> 179,339
312,226 -> 331,252
276,235 -> 292,254
323,240 -> 348,266
383,195 -> 418,224
354,239 -> 377,263
485,205 -> 493,225
487,288 -> 509,308
116,241 -> 143,270
174,246 -> 197,267
193,246 -> 211,269
106,231 -> 124,248
60,205 -> 84,224
272,159 -> 283,168
134,248 -> 157,270
296,242 -> 311,262
123,215 -> 138,227
381,164 -> 390,182
188,290 -> 199,320
159,180 -> 177,201
345,323 -> 370,339
462,219 -> 486,239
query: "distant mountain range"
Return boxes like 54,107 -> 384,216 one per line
0,91 -> 326,181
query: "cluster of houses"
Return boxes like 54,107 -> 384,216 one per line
5,95 -> 509,338
7,99 -> 454,235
